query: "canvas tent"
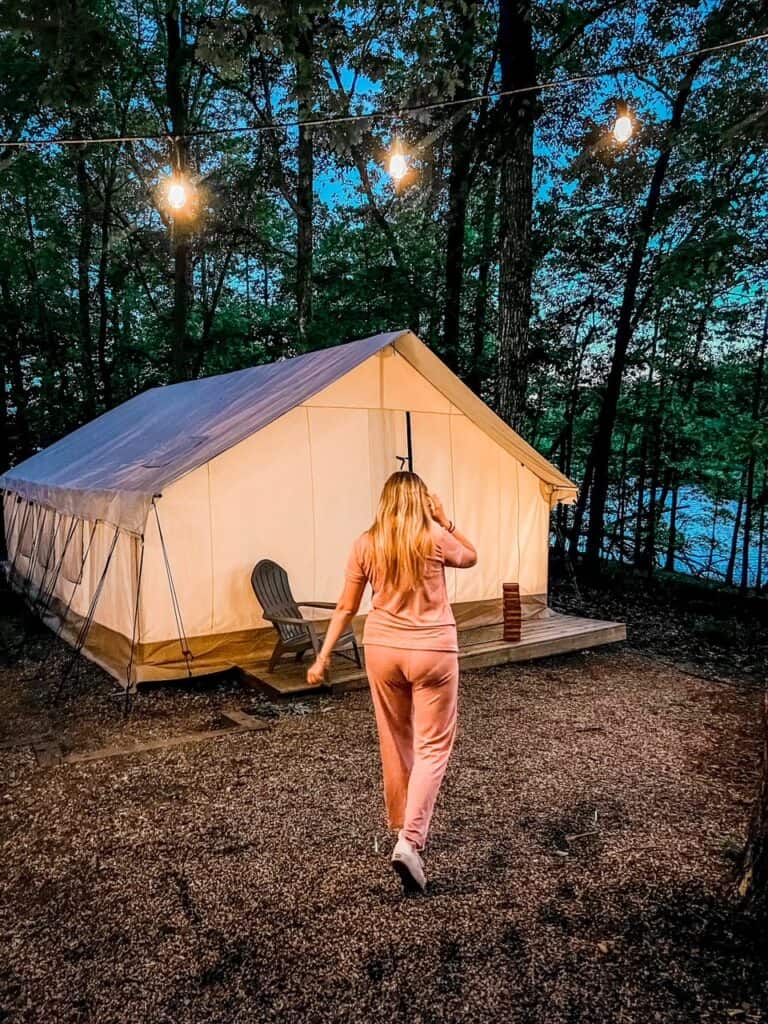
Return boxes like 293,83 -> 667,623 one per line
0,330 -> 577,687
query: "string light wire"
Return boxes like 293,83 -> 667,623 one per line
1,30 -> 765,149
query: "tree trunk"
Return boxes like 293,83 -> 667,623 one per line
705,496 -> 719,576
0,275 -> 31,459
580,52 -> 706,571
443,130 -> 473,373
468,180 -> 496,395
647,468 -> 672,578
756,470 -> 766,591
739,692 -> 768,913
295,20 -> 314,347
75,148 -> 97,415
0,346 -> 8,475
634,434 -> 648,565
665,478 -> 679,572
740,304 -> 767,591
643,468 -> 659,575
96,160 -> 116,407
558,319 -> 594,545
0,347 -> 6,559
442,1 -> 479,373
743,454 -> 757,591
616,428 -> 631,562
165,4 -> 192,382
496,0 -> 536,429
641,399 -> 668,576
726,475 -> 745,586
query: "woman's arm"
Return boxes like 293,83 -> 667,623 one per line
429,493 -> 478,567
447,525 -> 477,565
306,577 -> 366,685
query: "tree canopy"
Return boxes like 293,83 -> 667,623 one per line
1,0 -> 767,587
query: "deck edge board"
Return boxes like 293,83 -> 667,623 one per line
242,615 -> 627,698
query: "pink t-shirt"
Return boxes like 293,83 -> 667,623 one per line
344,523 -> 476,652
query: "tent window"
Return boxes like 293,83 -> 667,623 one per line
19,503 -> 35,558
142,434 -> 207,468
37,510 -> 57,569
62,518 -> 85,584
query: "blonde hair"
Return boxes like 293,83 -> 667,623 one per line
367,471 -> 433,590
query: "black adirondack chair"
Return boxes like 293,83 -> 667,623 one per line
251,559 -> 363,673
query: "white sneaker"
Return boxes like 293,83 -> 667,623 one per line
391,833 -> 427,894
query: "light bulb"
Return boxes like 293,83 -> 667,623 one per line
613,114 -> 633,143
167,182 -> 188,209
389,152 -> 407,182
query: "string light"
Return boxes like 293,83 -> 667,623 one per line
1,31 -> 764,150
388,142 -> 408,183
157,169 -> 200,221
167,179 -> 188,210
613,112 -> 634,142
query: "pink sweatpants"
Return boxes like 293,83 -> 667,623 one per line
364,645 -> 459,850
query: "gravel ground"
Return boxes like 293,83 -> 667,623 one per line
0,614 -> 767,1023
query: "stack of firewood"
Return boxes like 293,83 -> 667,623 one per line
503,582 -> 521,643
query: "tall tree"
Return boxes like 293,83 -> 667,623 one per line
739,693 -> 768,914
574,4 -> 736,570
441,0 -> 482,372
496,0 -> 536,428
164,2 -> 194,382
294,8 -> 315,345
740,304 -> 768,590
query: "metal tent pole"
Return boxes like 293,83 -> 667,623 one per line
151,499 -> 194,679
124,533 -> 145,716
54,525 -> 120,701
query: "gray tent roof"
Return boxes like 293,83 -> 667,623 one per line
0,331 -> 406,534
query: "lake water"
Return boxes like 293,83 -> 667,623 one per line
573,485 -> 765,589
581,486 -> 764,588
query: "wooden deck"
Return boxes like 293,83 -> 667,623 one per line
238,611 -> 626,699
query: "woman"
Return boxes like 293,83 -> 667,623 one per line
306,471 -> 477,893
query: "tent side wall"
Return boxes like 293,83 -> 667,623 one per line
2,493 -> 140,682
131,347 -> 553,681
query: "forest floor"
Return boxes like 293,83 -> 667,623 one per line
0,582 -> 767,1024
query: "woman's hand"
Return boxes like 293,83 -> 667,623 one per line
428,492 -> 450,529
306,653 -> 329,686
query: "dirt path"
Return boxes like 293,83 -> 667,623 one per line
0,645 -> 766,1023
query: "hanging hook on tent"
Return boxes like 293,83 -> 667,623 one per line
395,412 -> 414,471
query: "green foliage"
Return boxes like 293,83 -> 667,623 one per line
0,0 -> 766,583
